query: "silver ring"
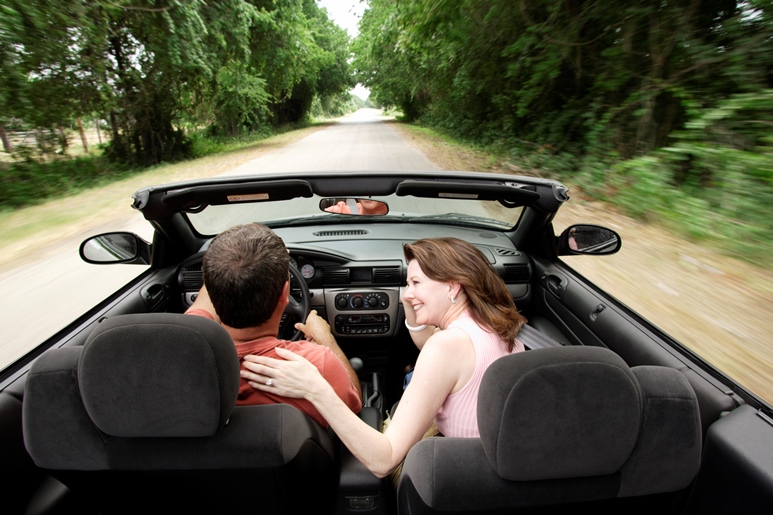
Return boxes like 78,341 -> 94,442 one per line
265,379 -> 273,387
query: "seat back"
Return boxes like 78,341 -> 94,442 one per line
397,346 -> 702,514
23,313 -> 336,514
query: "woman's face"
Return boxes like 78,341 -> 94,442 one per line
403,259 -> 452,326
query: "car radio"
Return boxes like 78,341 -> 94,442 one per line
334,313 -> 391,335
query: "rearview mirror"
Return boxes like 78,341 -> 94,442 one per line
320,198 -> 389,215
80,232 -> 150,264
558,225 -> 621,256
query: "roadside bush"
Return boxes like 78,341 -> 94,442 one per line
415,88 -> 773,267
0,157 -> 132,210
189,127 -> 273,158
584,91 -> 773,264
1,119 -> 320,211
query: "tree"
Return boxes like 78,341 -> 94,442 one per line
353,0 -> 771,160
0,0 -> 355,164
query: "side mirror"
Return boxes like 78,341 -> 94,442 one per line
558,224 -> 621,256
319,198 -> 389,215
79,232 -> 150,264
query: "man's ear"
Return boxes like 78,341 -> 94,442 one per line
281,280 -> 291,304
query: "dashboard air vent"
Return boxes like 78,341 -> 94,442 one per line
324,268 -> 350,285
181,266 -> 203,289
503,263 -> 530,283
313,230 -> 369,237
495,248 -> 521,257
373,266 -> 401,284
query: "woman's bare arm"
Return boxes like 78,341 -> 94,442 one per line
241,331 -> 468,477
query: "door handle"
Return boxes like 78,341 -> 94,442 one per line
142,283 -> 167,310
545,274 -> 565,299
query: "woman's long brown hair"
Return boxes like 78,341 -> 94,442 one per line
404,237 -> 526,352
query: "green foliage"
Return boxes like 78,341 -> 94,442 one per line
1,0 -> 354,164
188,127 -> 274,158
0,119 -> 317,210
0,156 -> 133,209
592,91 -> 773,263
211,64 -> 272,137
352,0 -> 436,119
310,92 -> 363,118
355,0 -> 771,156
352,0 -> 773,264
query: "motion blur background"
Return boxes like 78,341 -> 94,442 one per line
1,0 -> 771,404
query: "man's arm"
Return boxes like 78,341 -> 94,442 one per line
296,310 -> 362,401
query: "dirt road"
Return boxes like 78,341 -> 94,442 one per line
2,109 -> 771,406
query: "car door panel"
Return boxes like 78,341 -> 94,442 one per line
531,256 -> 773,509
534,256 -> 691,366
686,405 -> 773,514
532,257 -> 739,431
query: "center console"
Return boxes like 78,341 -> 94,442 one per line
324,288 -> 401,338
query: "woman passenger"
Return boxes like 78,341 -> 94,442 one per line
240,237 -> 526,479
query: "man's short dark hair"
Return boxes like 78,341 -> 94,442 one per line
203,223 -> 289,328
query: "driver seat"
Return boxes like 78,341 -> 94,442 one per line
22,313 -> 337,514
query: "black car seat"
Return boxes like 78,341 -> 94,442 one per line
22,313 -> 337,514
397,345 -> 702,514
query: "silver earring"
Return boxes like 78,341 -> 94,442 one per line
450,295 -> 456,303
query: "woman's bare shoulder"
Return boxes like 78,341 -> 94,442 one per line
421,327 -> 473,357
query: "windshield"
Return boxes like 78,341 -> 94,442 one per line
186,194 -> 523,235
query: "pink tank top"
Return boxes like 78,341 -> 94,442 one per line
434,313 -> 524,437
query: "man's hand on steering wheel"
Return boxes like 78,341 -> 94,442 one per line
294,310 -> 334,345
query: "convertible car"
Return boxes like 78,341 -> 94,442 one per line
2,170 -> 772,514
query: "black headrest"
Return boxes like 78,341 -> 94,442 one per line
478,346 -> 642,481
78,313 -> 239,437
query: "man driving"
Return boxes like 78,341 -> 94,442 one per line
185,222 -> 362,427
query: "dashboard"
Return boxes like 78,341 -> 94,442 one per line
177,223 -> 533,338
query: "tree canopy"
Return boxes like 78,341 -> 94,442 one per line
0,0 -> 355,165
2,0 -> 772,258
352,0 -> 773,260
354,0 -> 772,158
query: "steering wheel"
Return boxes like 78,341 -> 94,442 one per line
283,263 -> 311,341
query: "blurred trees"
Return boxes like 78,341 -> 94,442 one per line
354,0 -> 771,157
0,0 -> 355,166
354,0 -> 773,260
3,0 -> 771,255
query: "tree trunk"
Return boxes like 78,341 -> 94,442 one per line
110,110 -> 120,142
94,117 -> 102,144
0,123 -> 11,154
58,126 -> 68,153
76,117 -> 89,153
